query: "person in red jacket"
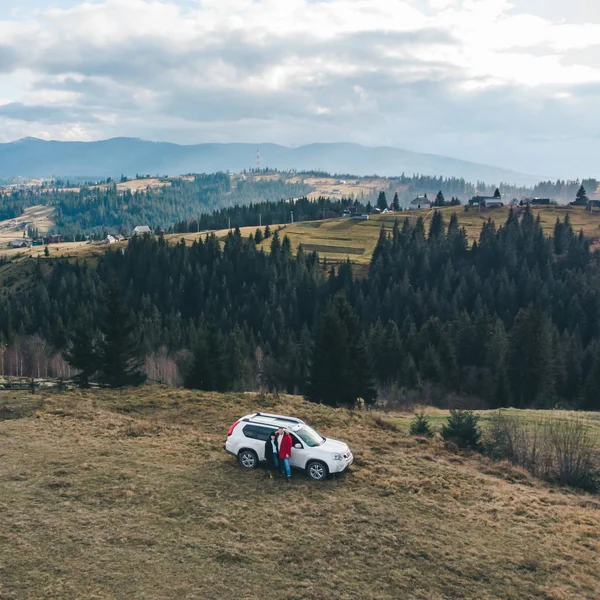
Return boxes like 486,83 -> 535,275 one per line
278,428 -> 293,482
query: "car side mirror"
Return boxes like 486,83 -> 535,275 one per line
294,443 -> 302,449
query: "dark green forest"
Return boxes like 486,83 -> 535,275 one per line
0,174 -> 311,237
1,206 -> 599,410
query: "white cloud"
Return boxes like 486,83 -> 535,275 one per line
0,0 -> 599,176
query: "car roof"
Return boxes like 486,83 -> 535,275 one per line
241,412 -> 305,429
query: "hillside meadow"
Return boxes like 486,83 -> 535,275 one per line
256,205 -> 600,267
1,388 -> 599,599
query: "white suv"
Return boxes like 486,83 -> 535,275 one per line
225,412 -> 354,481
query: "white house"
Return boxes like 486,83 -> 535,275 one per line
104,235 -> 117,244
132,226 -> 152,236
411,194 -> 431,210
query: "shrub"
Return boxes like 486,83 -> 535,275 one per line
483,411 -> 599,493
409,412 -> 433,437
441,409 -> 481,449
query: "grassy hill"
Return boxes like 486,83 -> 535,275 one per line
1,388 -> 599,599
257,205 -> 600,267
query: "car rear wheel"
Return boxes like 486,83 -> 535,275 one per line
307,460 -> 328,481
238,449 -> 258,469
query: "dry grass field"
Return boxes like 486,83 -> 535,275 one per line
0,205 -> 55,246
256,205 -> 600,266
1,388 -> 599,599
285,176 -> 393,201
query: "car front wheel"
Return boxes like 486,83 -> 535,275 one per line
238,449 -> 258,469
307,460 -> 328,481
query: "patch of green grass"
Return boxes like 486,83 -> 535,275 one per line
390,407 -> 600,444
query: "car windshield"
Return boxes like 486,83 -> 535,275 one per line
295,425 -> 325,447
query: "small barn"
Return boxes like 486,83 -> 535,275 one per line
411,195 -> 431,210
132,226 -> 152,236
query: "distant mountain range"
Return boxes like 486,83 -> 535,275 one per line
0,137 -> 540,185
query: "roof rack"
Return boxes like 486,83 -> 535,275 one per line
254,412 -> 304,424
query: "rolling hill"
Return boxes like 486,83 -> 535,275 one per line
256,205 -> 600,267
1,388 -> 598,599
0,137 -> 540,185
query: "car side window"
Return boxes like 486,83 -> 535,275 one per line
242,425 -> 258,439
290,433 -> 303,448
254,426 -> 274,441
242,424 -> 274,441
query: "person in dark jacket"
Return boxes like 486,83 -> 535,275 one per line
264,430 -> 279,479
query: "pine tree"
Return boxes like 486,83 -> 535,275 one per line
575,185 -> 588,204
308,295 -> 376,408
493,188 -> 501,199
392,192 -> 400,211
184,328 -> 229,391
264,224 -> 271,239
582,344 -> 600,410
428,210 -> 445,240
255,228 -> 264,244
98,279 -> 146,388
63,318 -> 99,388
435,190 -> 445,207
377,192 -> 388,211
507,305 -> 554,407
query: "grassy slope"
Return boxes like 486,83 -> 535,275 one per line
389,407 -> 600,445
1,388 -> 599,600
257,205 -> 600,266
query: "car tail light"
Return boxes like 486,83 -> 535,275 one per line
227,420 -> 240,436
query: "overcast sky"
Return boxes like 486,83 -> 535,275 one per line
1,0 -> 599,177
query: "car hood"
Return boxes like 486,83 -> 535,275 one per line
320,438 -> 350,453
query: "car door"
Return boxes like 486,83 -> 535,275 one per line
242,425 -> 272,460
289,433 -> 310,470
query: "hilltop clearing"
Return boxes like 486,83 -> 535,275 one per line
1,388 -> 599,599
256,205 -> 600,265
0,205 -> 54,246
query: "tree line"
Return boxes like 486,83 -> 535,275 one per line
0,206 -> 599,410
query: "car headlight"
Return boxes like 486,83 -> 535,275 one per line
332,453 -> 343,461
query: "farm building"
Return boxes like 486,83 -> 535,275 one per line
411,195 -> 431,210
45,235 -> 64,244
132,226 -> 152,236
483,199 -> 504,208
469,195 -> 497,207
9,240 -> 29,248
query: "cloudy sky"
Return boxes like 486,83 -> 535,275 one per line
1,0 -> 599,177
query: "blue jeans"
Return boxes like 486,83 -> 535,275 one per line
269,455 -> 279,472
280,457 -> 291,478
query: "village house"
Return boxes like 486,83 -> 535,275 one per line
468,195 -> 504,208
9,239 -> 29,248
411,194 -> 431,210
45,235 -> 64,244
132,226 -> 152,236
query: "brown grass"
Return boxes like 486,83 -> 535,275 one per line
256,205 -> 600,266
1,388 -> 599,599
